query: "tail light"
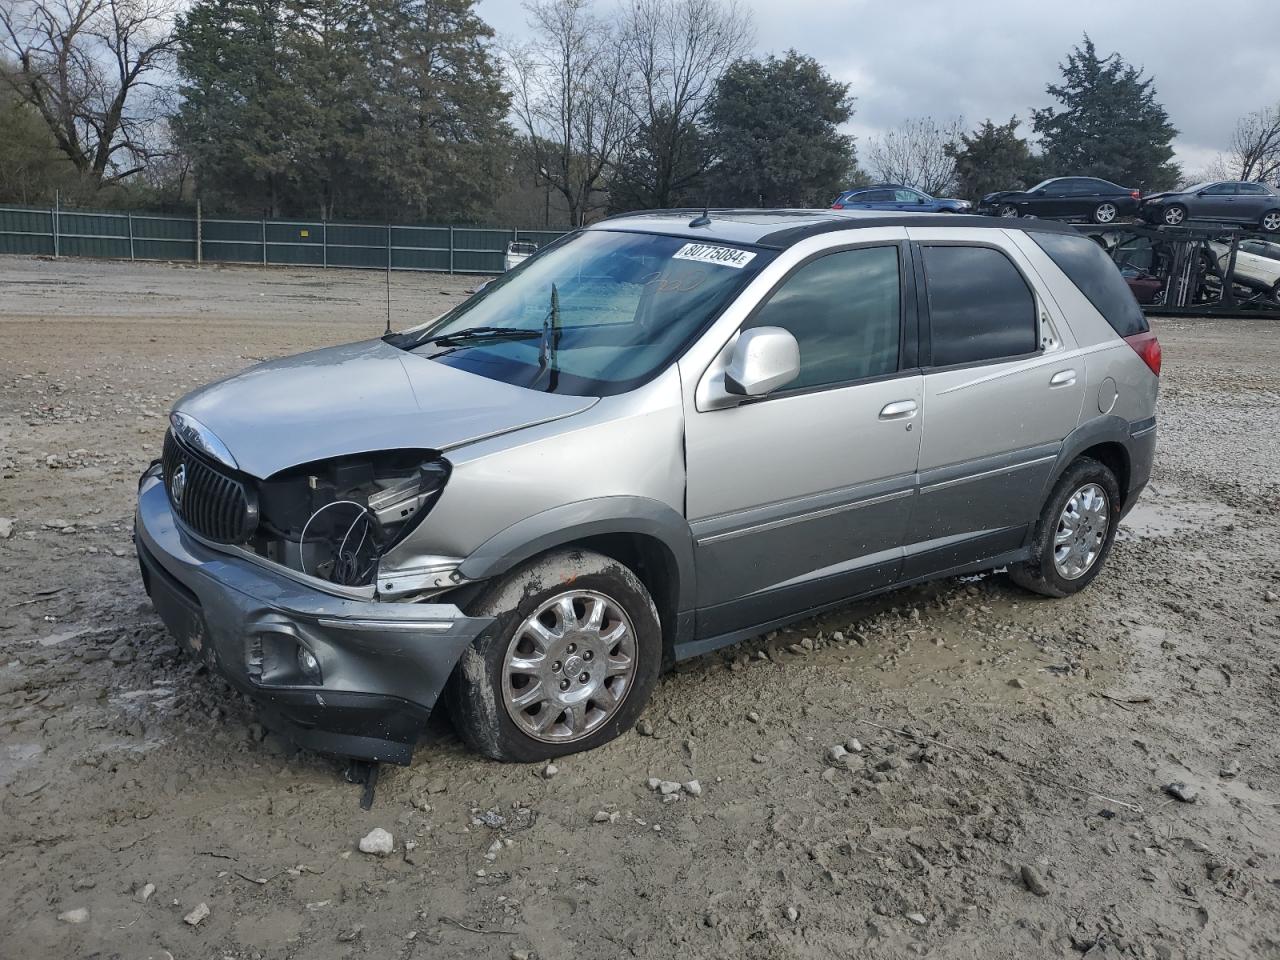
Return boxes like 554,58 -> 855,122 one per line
832,203 -> 844,210
1125,332 -> 1161,376
1130,190 -> 1140,199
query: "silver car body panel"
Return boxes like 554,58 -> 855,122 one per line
173,338 -> 598,479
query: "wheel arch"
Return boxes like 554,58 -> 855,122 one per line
1042,417 -> 1135,511
455,497 -> 696,663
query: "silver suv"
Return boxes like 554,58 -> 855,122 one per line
134,210 -> 1161,763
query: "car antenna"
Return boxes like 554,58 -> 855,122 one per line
688,202 -> 711,228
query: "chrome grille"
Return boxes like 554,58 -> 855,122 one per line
162,429 -> 258,543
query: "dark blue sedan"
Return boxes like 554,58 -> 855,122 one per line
831,183 -> 971,213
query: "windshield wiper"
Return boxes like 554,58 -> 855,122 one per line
418,325 -> 542,347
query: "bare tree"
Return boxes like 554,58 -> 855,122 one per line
1227,104 -> 1280,185
508,0 -> 633,226
866,116 -> 964,196
1,0 -> 176,186
615,0 -> 752,208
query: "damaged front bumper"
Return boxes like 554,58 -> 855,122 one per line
134,466 -> 493,764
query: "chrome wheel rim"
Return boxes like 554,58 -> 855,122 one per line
1053,483 -> 1110,580
998,204 -> 1019,218
1263,212 -> 1280,231
501,590 -> 637,743
1096,203 -> 1117,223
1165,207 -> 1184,225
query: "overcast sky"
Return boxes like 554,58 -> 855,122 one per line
476,0 -> 1280,178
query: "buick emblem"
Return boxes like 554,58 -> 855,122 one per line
171,463 -> 187,507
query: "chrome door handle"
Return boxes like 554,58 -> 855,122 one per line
1049,369 -> 1077,387
879,399 -> 918,419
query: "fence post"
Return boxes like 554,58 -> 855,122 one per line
322,220 -> 327,269
448,226 -> 454,274
128,213 -> 135,261
261,219 -> 267,265
52,191 -> 60,259
196,200 -> 203,265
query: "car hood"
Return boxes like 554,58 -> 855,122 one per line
981,191 -> 1025,203
1141,191 -> 1177,202
173,339 -> 598,478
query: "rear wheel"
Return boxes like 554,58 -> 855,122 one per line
1261,210 -> 1280,233
447,548 -> 661,761
1092,202 -> 1118,224
1009,458 -> 1121,598
1162,204 -> 1187,227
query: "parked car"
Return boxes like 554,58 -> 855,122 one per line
1140,181 -> 1280,232
832,184 -> 970,213
503,240 -> 538,271
979,177 -> 1141,223
1209,239 -> 1280,298
136,209 -> 1159,764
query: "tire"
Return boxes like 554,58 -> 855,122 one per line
1261,210 -> 1280,233
997,204 -> 1020,219
1162,204 -> 1187,227
1092,202 -> 1118,224
1009,458 -> 1122,599
447,548 -> 662,762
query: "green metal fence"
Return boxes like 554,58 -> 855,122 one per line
0,203 -> 568,274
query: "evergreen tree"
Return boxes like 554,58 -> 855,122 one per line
946,117 -> 1040,201
705,51 -> 856,207
1032,36 -> 1179,191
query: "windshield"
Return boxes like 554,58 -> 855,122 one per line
1028,179 -> 1056,192
388,229 -> 772,396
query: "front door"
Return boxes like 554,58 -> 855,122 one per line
902,230 -> 1085,578
684,240 -> 923,639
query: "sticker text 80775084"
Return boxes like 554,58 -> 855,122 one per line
672,243 -> 757,269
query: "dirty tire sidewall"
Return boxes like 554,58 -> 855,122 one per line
1009,458 -> 1122,599
447,549 -> 661,762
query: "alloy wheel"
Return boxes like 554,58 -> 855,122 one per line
1095,203 -> 1117,223
1053,483 -> 1109,580
998,204 -> 1019,218
1164,206 -> 1186,226
1263,212 -> 1280,232
501,590 -> 637,743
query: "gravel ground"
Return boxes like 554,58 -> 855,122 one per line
1,255 -> 1278,960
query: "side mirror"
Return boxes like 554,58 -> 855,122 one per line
916,196 -> 927,204
725,327 -> 800,397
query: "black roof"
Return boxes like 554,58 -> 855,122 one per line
592,208 -> 1081,250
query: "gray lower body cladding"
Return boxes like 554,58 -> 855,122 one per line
134,468 -> 493,764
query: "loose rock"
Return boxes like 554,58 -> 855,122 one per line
183,903 -> 210,926
658,780 -> 681,795
905,912 -> 927,925
58,908 -> 89,924
683,779 -> 703,797
542,762 -> 559,779
358,827 -> 395,856
1164,782 -> 1198,804
827,744 -> 849,763
0,518 -> 13,539
135,882 -> 156,903
637,719 -> 654,736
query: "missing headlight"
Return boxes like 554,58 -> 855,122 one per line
252,452 -> 449,587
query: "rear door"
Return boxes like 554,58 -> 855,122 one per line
902,227 -> 1084,577
1235,182 -> 1274,223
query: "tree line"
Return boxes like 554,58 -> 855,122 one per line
3,0 -> 1279,224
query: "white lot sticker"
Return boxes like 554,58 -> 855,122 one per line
672,242 -> 757,269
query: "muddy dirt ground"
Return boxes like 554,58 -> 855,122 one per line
1,255 -> 1278,960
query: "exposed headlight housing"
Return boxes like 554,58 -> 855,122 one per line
251,451 -> 450,587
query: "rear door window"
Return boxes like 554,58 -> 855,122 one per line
922,245 -> 1038,366
744,246 -> 902,390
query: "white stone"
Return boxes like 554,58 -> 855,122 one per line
58,908 -> 89,924
358,827 -> 394,856
183,903 -> 210,926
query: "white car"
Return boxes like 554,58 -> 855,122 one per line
503,240 -> 538,272
1211,239 -> 1280,297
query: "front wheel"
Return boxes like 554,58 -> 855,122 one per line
1163,204 -> 1187,227
1009,458 -> 1121,598
1093,202 -> 1118,224
447,548 -> 661,761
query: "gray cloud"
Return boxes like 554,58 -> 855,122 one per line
478,0 -> 1280,176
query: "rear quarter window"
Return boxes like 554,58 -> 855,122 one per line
1029,231 -> 1148,338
